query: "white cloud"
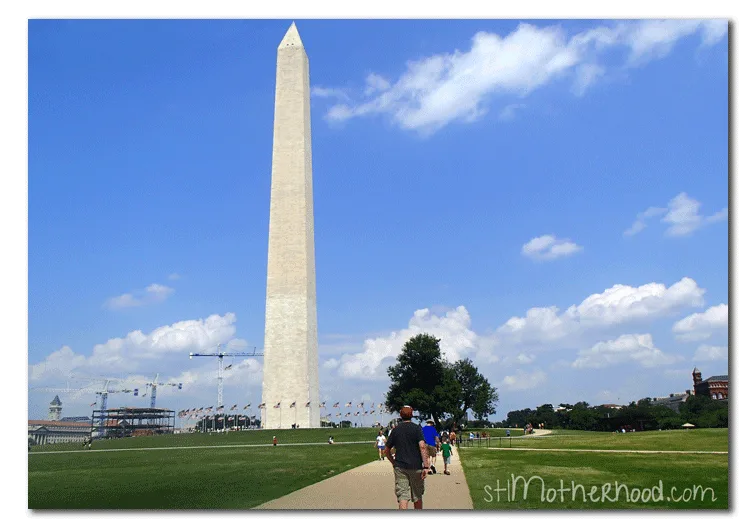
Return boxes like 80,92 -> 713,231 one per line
693,344 -> 728,361
499,277 -> 705,346
623,206 -> 667,236
104,283 -> 175,310
662,193 -> 727,236
364,73 -> 390,96
311,86 -> 349,100
522,234 -> 582,261
319,277 -> 706,380
29,313 -> 238,382
572,334 -> 681,368
516,353 -> 535,364
673,303 -> 728,341
500,103 -> 526,121
335,306 -> 478,380
624,193 -> 726,237
316,20 -> 726,134
501,369 -> 547,391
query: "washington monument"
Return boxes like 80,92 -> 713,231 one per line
261,22 -> 320,429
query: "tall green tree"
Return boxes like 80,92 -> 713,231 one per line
385,334 -> 448,425
385,334 -> 498,427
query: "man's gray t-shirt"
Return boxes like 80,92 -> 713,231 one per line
385,421 -> 424,470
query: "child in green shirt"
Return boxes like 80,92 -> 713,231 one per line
441,439 -> 453,475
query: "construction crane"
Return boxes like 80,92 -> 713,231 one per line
145,373 -> 183,408
189,343 -> 262,409
65,376 -> 138,437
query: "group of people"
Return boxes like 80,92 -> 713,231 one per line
374,406 -> 457,509
523,422 -> 545,434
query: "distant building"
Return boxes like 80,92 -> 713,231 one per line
28,420 -> 91,445
60,416 -> 91,422
48,395 -> 62,421
649,391 -> 691,412
599,404 -> 623,410
693,368 -> 729,401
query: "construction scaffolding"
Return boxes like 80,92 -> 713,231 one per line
90,407 -> 175,439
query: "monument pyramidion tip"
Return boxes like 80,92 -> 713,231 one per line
278,21 -> 304,49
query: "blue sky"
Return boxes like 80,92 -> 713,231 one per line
27,19 -> 729,422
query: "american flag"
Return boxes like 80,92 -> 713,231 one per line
358,402 -> 364,408
274,402 -> 281,409
258,403 -> 266,409
231,404 -> 237,411
333,402 -> 340,408
346,402 -> 352,407
244,404 -> 251,410
320,401 -> 326,408
336,413 -> 341,418
305,401 -> 310,408
290,402 -> 296,408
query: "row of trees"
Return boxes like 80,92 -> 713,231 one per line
505,397 -> 728,432
384,334 -> 499,429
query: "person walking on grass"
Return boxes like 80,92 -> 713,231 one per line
422,420 -> 441,474
376,429 -> 387,460
385,405 -> 430,510
440,437 -> 453,475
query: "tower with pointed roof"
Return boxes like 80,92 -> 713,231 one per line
261,22 -> 320,428
692,367 -> 702,393
48,395 -> 62,421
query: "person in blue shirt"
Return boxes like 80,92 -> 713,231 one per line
421,420 -> 440,474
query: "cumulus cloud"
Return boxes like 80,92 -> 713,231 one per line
104,283 -> 175,310
498,277 -> 705,346
29,313 -> 238,382
501,369 -> 547,391
522,234 -> 582,261
623,206 -> 668,236
672,303 -> 728,341
336,306 -> 478,380
624,193 -> 727,237
364,73 -> 390,96
317,20 -> 726,134
323,276 -> 707,379
572,334 -> 681,368
692,344 -> 728,362
662,193 -> 728,237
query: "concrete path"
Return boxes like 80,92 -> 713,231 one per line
256,454 -> 474,510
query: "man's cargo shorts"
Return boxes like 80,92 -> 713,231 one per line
394,465 -> 424,503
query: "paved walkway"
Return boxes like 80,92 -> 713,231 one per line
256,453 -> 474,510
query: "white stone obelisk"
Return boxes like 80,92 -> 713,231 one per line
261,22 -> 320,429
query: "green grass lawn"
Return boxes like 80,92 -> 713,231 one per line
29,427 -> 729,509
459,429 -> 728,510
29,442 -> 375,509
30,426 -> 379,452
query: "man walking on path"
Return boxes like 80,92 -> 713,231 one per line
385,405 -> 430,510
422,420 -> 441,474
